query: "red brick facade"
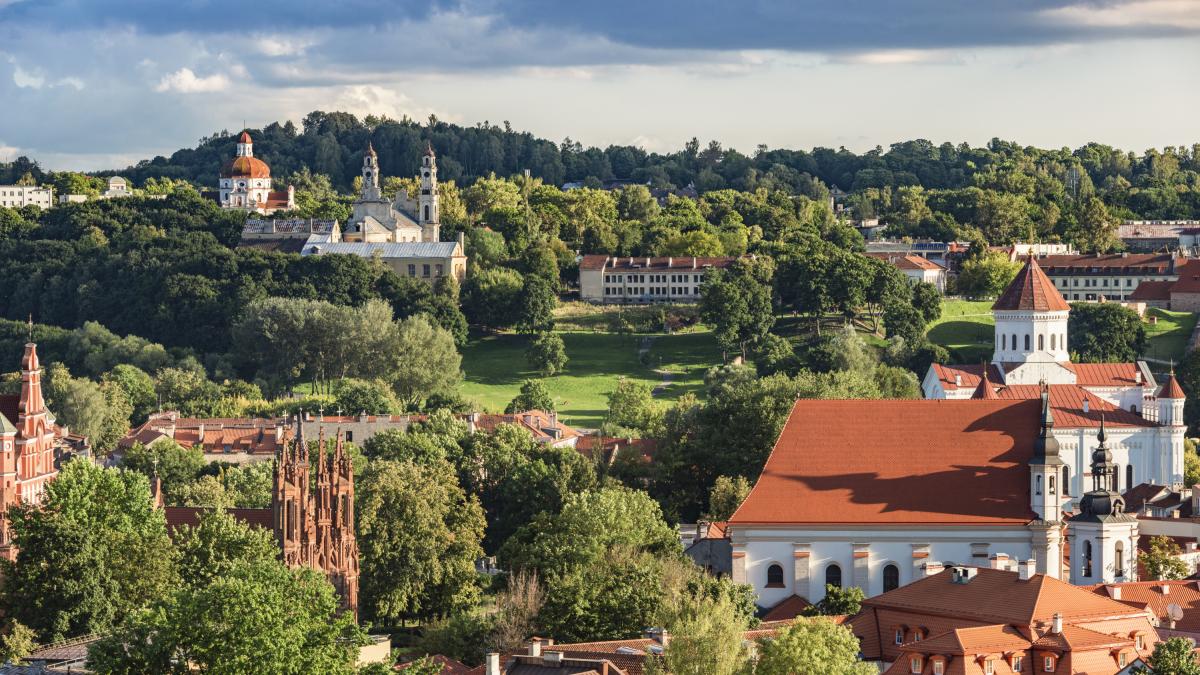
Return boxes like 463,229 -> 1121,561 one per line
0,343 -> 60,560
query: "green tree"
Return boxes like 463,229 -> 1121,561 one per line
1141,636 -> 1200,675
103,364 -> 158,423
119,440 -> 205,504
1068,303 -> 1147,362
754,618 -> 876,675
802,585 -> 865,617
649,594 -> 750,675
1,460 -> 177,642
174,509 -> 279,586
416,613 -> 494,667
957,251 -> 1021,298
700,258 -> 776,360
332,378 -> 400,415
388,315 -> 463,408
516,274 -> 558,334
0,620 -> 36,666
603,378 -> 663,437
911,281 -> 942,324
705,475 -> 752,521
1185,438 -> 1200,488
1139,535 -> 1191,581
357,459 -> 485,624
506,379 -> 556,413
526,332 -> 568,376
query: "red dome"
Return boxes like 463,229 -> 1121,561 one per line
221,155 -> 271,178
239,131 -> 252,144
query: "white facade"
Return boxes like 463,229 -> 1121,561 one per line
993,309 -> 1070,366
343,143 -> 441,244
0,185 -> 52,209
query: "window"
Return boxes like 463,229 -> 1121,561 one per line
423,264 -> 431,277
1038,334 -> 1044,350
1035,474 -> 1042,496
1025,334 -> 1031,350
884,564 -> 900,592
1049,474 -> 1056,495
1127,464 -> 1134,490
1119,652 -> 1127,667
766,564 -> 784,588
933,660 -> 944,675
1113,464 -> 1121,492
985,659 -> 995,674
1013,656 -> 1023,672
408,264 -> 416,276
826,564 -> 842,589
1051,334 -> 1056,350
1136,635 -> 1144,650
1044,655 -> 1054,672
1115,541 -> 1125,576
1083,540 -> 1093,577
1012,334 -> 1017,350
345,431 -> 353,442
910,657 -> 922,674
895,628 -> 904,645
1063,466 -> 1070,496
435,264 -> 443,276
1002,334 -> 1007,350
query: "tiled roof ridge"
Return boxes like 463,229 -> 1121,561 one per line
993,255 -> 1071,312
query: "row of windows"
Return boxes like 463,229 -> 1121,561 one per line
605,273 -> 705,284
999,332 -> 1065,352
1055,277 -> 1136,288
1079,538 -> 1128,578
604,286 -> 699,296
1036,464 -> 1135,497
912,655 -> 1053,674
405,263 -> 444,278
765,561 -> 888,593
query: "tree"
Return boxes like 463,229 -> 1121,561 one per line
173,509 -> 279,586
516,274 -> 557,334
911,281 -> 942,324
700,258 -> 776,360
705,475 -> 752,521
803,585 -> 865,617
526,332 -> 568,376
1,460 -> 177,642
461,267 -> 523,329
119,441 -> 205,504
957,250 -> 1021,298
1186,438 -> 1200,488
104,364 -> 158,423
754,618 -> 876,675
649,594 -> 750,675
0,621 -> 36,666
1139,535 -> 1191,581
603,378 -> 663,437
506,379 -> 556,413
491,570 -> 545,655
356,459 -> 485,624
1068,303 -> 1146,363
416,613 -> 494,667
47,366 -> 132,453
1141,636 -> 1200,675
88,561 -> 363,674
388,315 -> 463,408
332,378 -> 400,415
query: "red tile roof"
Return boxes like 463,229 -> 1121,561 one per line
931,363 -> 1005,391
163,506 -> 273,533
911,624 -> 1031,654
578,255 -> 736,272
397,655 -> 470,674
866,252 -> 945,271
1039,253 -> 1182,274
1129,280 -> 1175,301
993,256 -> 1071,312
1169,260 -> 1200,294
1032,625 -> 1130,651
761,594 -> 811,622
985,384 -> 1155,428
1094,581 -> 1200,634
728,399 -> 1043,526
1162,373 -> 1186,399
1064,362 -> 1145,388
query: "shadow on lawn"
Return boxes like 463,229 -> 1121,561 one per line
927,320 -> 994,348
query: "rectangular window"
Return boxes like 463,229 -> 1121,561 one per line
1013,656 -> 1023,672
985,660 -> 994,674
345,431 -> 353,442
910,658 -> 921,674
895,629 -> 904,645
435,264 -> 443,276
408,264 -> 416,276
1119,653 -> 1127,667
933,662 -> 944,675
1136,636 -> 1144,650
1044,656 -> 1054,672
423,264 -> 431,277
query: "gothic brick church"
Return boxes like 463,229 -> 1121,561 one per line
164,421 -> 360,618
0,342 -> 61,561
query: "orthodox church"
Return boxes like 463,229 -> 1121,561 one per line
0,342 -> 63,561
343,142 -> 441,243
218,131 -> 295,214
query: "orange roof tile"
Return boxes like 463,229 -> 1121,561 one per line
993,256 -> 1071,312
729,399 -> 1042,526
987,384 -> 1155,428
762,594 -> 812,622
1032,625 -> 1130,651
1162,373 -> 1186,399
1064,362 -> 1144,388
912,624 -> 1031,655
1129,280 -> 1174,302
932,363 -> 1005,391
1170,260 -> 1200,294
1039,253 -> 1182,274
865,252 -> 945,271
1094,581 -> 1200,633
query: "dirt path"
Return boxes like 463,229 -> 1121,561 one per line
638,336 -> 674,397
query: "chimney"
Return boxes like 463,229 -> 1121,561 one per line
485,653 -> 501,675
543,652 -> 564,665
1161,583 -> 1171,595
1019,559 -> 1036,581
955,374 -> 962,386
668,256 -> 673,267
1111,586 -> 1122,601
692,257 -> 698,269
989,552 -> 1010,570
925,561 -> 945,576
529,638 -> 543,657
1051,613 -> 1063,634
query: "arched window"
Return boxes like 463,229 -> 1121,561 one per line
1024,334 -> 1031,350
883,564 -> 900,592
1049,474 -> 1056,495
424,205 -> 431,220
1113,464 -> 1121,492
826,564 -> 842,589
1115,541 -> 1126,577
1127,465 -> 1134,491
1131,404 -> 1138,414
1002,334 -> 1007,350
1051,334 -> 1057,350
1035,474 -> 1043,496
1038,334 -> 1045,350
1012,334 -> 1018,351
766,564 -> 784,588
1063,465 -> 1070,496
1083,540 -> 1093,577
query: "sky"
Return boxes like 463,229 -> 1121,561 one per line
1,0 -> 1198,171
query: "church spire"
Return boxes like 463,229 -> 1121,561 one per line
360,141 -> 382,201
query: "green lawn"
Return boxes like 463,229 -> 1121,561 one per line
926,300 -> 995,363
460,330 -> 723,428
1143,308 -> 1198,364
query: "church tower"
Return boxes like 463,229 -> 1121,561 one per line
236,130 -> 253,158
1028,388 -> 1065,579
1158,372 -> 1187,487
1069,416 -> 1139,584
418,141 -> 440,242
991,255 -> 1074,385
361,142 -> 382,201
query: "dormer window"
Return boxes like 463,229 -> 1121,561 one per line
1043,655 -> 1055,672
910,657 -> 922,674
985,659 -> 995,674
1136,635 -> 1144,650
895,628 -> 905,645
1012,655 -> 1024,671
933,660 -> 944,675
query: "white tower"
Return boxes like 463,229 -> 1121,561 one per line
1069,416 -> 1139,584
361,142 -> 382,201
1158,372 -> 1187,488
236,131 -> 253,158
1028,388 -> 1065,579
991,256 -> 1074,385
418,141 -> 440,242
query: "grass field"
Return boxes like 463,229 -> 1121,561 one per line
460,329 -> 723,428
1143,308 -> 1198,363
926,300 -> 995,363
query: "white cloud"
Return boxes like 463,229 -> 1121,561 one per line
12,65 -> 45,88
254,35 -> 317,57
1042,0 -> 1200,30
830,49 -> 962,66
154,67 -> 230,93
330,84 -> 454,123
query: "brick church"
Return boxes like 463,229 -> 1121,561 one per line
0,342 -> 61,561
164,422 -> 360,618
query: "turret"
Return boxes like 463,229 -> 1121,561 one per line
361,142 -> 382,201
991,255 -> 1071,367
1030,387 -> 1065,523
236,130 -> 253,158
1069,415 -> 1139,584
1159,371 -> 1186,427
418,141 -> 440,241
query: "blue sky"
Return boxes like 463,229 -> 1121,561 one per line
1,0 -> 1198,170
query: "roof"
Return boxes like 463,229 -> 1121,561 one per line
1038,253 -> 1182,274
728,399 -> 1043,526
865,252 -> 945,271
238,130 -> 252,144
221,155 -> 271,178
1169,260 -> 1200,294
1129,280 -> 1175,301
761,594 -> 811,621
397,655 -> 470,674
468,411 -> 579,443
984,384 -> 1155,428
578,255 -> 736,272
163,506 -> 273,533
993,256 -> 1071,312
1066,362 -> 1148,388
1094,581 -> 1200,633
910,624 -> 1031,655
931,363 -> 1005,392
1122,483 -> 1174,513
934,362 -> 1150,392
304,242 -> 462,259
1162,373 -> 1186,399
1032,624 -> 1131,651
861,568 -> 1148,626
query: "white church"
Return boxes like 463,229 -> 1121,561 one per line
727,255 -> 1185,612
343,142 -> 441,243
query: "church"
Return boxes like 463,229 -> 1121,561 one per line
0,342 -> 61,561
217,131 -> 295,214
343,142 -> 441,243
726,257 -> 1182,610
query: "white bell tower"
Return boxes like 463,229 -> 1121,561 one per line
418,141 -> 440,242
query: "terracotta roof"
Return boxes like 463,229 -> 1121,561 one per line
985,384 -> 1155,428
469,411 -> 579,443
865,252 -> 945,271
931,363 -> 1005,391
238,131 -> 252,144
911,624 -> 1031,655
1064,362 -> 1145,388
1170,260 -> 1200,294
221,155 -> 271,179
1032,625 -> 1131,651
862,568 -> 1149,626
1122,483 -> 1174,513
1162,373 -> 1186,399
1129,280 -> 1175,301
971,370 -> 999,399
993,256 -> 1071,312
578,255 -> 737,272
728,399 -> 1042,526
1039,253 -> 1182,274
397,655 -> 470,674
162,506 -> 273,533
1094,580 -> 1200,633
761,594 -> 811,622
